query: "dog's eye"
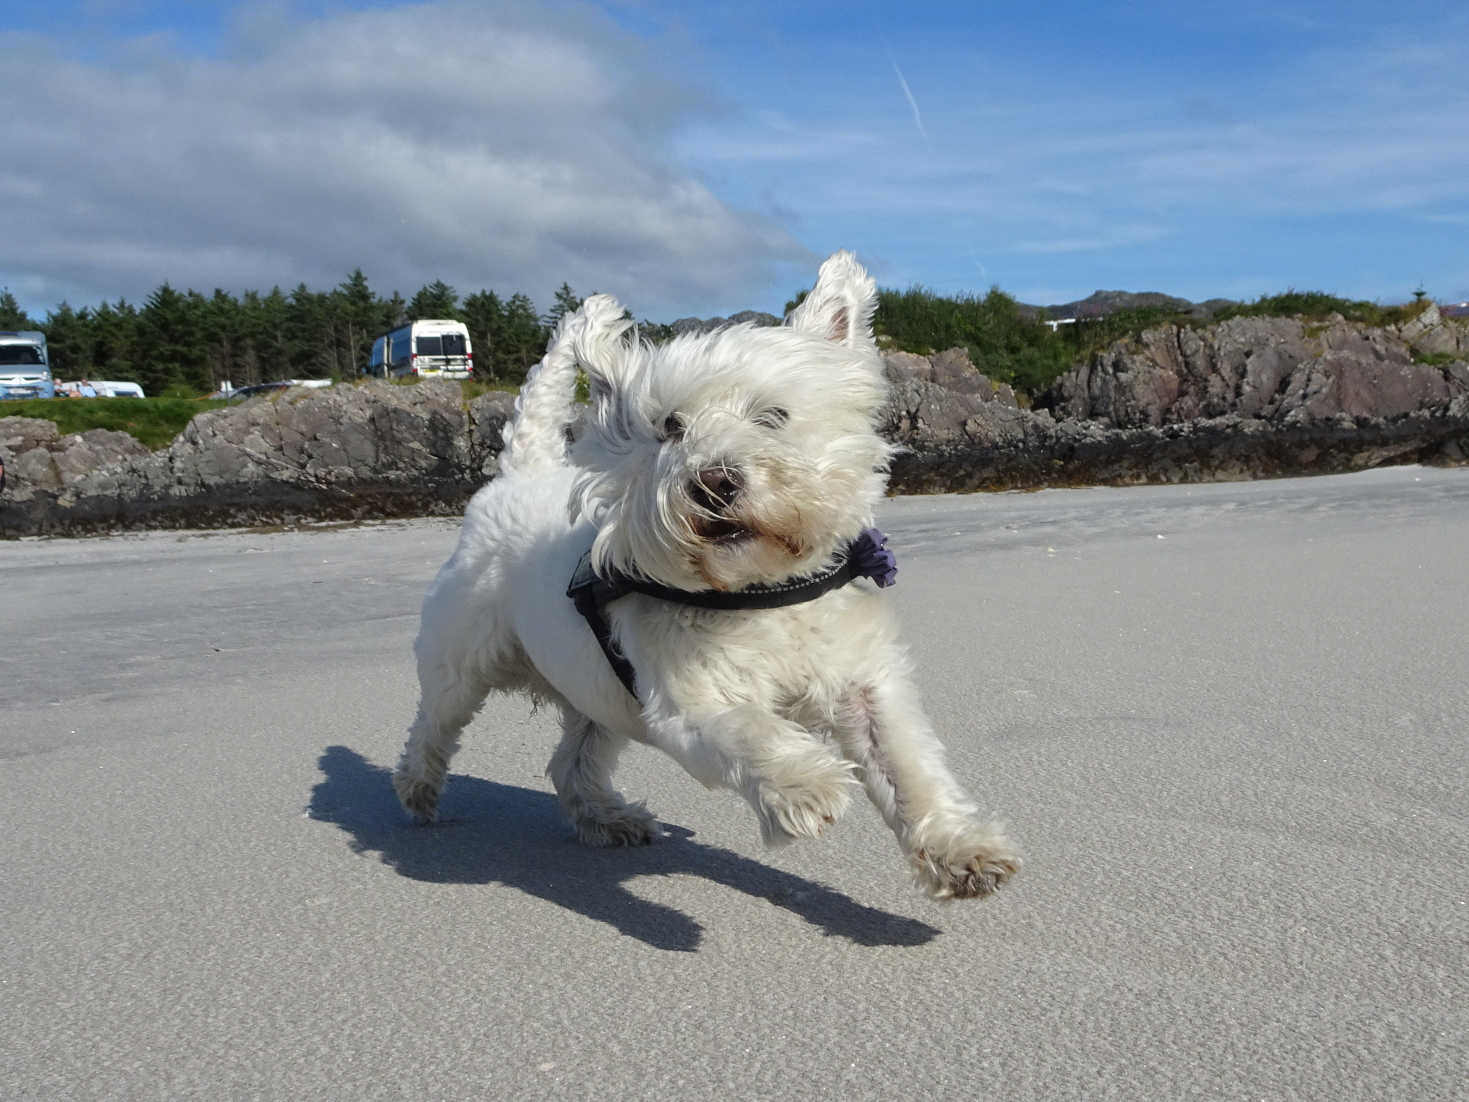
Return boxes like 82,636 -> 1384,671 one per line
753,407 -> 789,429
661,413 -> 684,441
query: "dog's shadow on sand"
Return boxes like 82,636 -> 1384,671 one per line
309,745 -> 940,952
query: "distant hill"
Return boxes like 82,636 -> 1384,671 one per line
665,309 -> 782,336
1018,290 -> 1236,321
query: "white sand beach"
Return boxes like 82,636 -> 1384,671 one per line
5,466 -> 1466,1099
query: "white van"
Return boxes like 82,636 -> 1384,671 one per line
364,320 -> 474,379
0,331 -> 56,400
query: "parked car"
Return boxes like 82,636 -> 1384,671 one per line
225,381 -> 297,402
220,380 -> 333,402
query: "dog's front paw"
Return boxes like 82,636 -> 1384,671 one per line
912,824 -> 1021,901
393,770 -> 441,823
750,757 -> 857,847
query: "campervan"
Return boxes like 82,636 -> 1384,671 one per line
93,380 -> 146,398
55,379 -> 146,398
364,320 -> 473,379
0,331 -> 56,400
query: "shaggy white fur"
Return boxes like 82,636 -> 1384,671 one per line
393,251 -> 1020,899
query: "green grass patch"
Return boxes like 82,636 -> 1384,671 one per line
876,285 -> 1076,394
1211,291 -> 1432,328
0,397 -> 227,450
1412,351 -> 1460,367
1047,293 -> 1435,365
1056,306 -> 1201,361
363,376 -> 519,399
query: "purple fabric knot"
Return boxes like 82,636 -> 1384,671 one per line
851,527 -> 898,588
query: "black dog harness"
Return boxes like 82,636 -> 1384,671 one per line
567,527 -> 898,700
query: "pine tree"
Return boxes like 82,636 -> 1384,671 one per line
260,287 -> 293,380
408,279 -> 460,321
235,291 -> 262,386
202,289 -> 243,392
543,282 -> 583,329
285,283 -> 333,378
138,283 -> 204,395
91,300 -> 140,383
382,291 -> 407,332
462,289 -> 505,381
43,303 -> 94,379
501,293 -> 546,381
0,288 -> 34,329
174,289 -> 215,393
335,268 -> 381,376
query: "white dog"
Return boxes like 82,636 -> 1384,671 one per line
393,251 -> 1020,899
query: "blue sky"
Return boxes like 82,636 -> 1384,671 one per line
4,0 -> 1467,321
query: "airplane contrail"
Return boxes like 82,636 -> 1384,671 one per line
891,60 -> 929,141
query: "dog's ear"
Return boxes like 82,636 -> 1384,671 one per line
566,293 -> 634,397
786,250 -> 878,351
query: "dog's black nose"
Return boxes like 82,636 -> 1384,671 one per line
692,467 -> 743,512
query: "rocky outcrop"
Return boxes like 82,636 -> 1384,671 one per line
1,418 -> 152,493
1038,308 -> 1469,428
881,314 -> 1469,493
3,313 -> 1468,537
1,380 -> 515,536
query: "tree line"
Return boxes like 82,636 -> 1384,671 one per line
0,271 -> 586,396
3,270 -> 1095,398
7,269 -> 1412,401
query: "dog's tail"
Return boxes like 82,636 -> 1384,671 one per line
498,294 -> 629,475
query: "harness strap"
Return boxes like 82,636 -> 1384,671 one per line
566,527 -> 897,700
567,570 -> 640,697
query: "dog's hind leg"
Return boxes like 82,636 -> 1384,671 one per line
834,675 -> 1020,900
547,711 -> 661,846
393,659 -> 491,823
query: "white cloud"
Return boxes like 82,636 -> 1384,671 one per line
0,1 -> 811,318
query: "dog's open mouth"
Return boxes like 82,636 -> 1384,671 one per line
692,515 -> 752,544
